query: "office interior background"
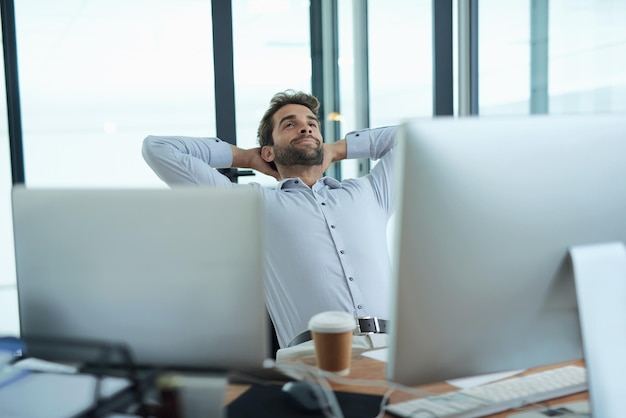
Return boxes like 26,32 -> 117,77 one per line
1,0 -> 625,336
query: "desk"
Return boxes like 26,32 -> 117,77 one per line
227,349 -> 587,417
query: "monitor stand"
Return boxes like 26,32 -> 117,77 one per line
569,241 -> 626,418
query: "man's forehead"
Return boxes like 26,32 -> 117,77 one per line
274,104 -> 316,120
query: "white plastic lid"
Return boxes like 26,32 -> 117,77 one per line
308,311 -> 356,333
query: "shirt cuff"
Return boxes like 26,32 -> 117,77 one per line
345,129 -> 372,159
208,138 -> 235,168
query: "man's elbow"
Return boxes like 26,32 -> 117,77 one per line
141,135 -> 167,165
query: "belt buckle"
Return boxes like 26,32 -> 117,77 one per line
354,316 -> 380,335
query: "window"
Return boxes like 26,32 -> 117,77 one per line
15,0 -> 216,187
232,0 -> 311,186
1,0 -> 217,335
338,0 -> 432,179
479,0 -> 531,115
368,0 -> 433,126
549,0 -> 626,113
479,0 -> 626,115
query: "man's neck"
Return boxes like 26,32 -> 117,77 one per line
278,165 -> 325,187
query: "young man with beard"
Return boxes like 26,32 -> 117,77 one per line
142,90 -> 398,359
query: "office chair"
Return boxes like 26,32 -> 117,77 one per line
268,313 -> 280,359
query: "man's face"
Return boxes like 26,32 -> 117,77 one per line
270,104 -> 323,167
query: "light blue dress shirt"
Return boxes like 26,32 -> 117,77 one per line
142,126 -> 398,347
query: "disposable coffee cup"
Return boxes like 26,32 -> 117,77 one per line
308,311 -> 356,376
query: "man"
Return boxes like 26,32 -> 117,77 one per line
142,90 -> 398,356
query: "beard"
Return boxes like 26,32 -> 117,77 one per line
273,137 -> 323,167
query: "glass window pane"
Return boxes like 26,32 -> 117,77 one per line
549,0 -> 626,113
479,0 -> 626,115
368,0 -> 433,127
479,0 -> 531,115
232,0 -> 311,187
15,0 -> 216,187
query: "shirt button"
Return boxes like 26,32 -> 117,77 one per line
294,180 -> 299,184
340,250 -> 345,254
321,202 -> 326,205
357,304 -> 363,309
348,277 -> 354,281
330,225 -> 335,229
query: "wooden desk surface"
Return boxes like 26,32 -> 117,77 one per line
227,350 -> 587,417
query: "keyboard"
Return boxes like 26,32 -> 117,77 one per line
386,365 -> 587,418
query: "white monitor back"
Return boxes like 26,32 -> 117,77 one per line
388,113 -> 626,386
12,186 -> 268,371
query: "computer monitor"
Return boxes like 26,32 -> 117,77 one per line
387,113 -> 626,386
12,186 -> 269,372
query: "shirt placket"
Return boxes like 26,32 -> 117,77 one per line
314,187 -> 368,318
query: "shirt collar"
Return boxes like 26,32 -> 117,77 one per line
320,177 -> 342,189
277,176 -> 342,190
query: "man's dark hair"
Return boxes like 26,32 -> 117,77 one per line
257,90 -> 321,147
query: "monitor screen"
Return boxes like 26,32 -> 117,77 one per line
387,113 -> 626,386
12,187 -> 269,372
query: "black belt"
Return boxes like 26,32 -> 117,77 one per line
287,317 -> 389,348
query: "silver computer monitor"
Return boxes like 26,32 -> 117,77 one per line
387,113 -> 626,386
12,186 -> 269,371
